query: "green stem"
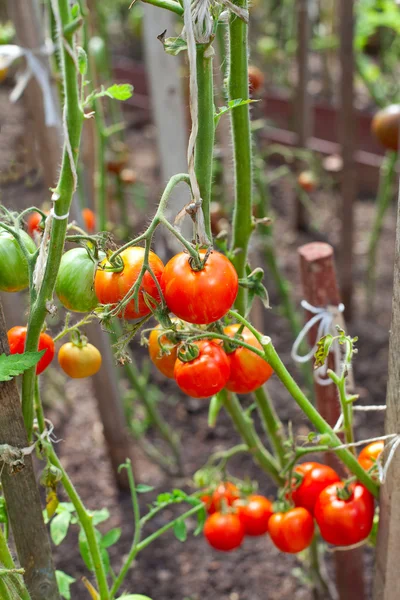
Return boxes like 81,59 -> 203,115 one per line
142,0 -> 184,15
0,528 -> 30,600
308,535 -> 334,600
94,104 -> 107,232
253,387 -> 286,467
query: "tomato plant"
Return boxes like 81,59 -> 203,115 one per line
289,462 -> 340,514
358,440 -> 384,474
58,341 -> 102,378
371,104 -> 400,151
202,482 -> 240,515
268,507 -> 314,554
148,324 -> 179,379
236,495 -> 273,536
203,512 -> 245,552
0,229 -> 37,292
8,326 -> 55,375
56,248 -> 104,313
174,340 -> 230,398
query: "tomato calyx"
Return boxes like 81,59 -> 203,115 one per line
100,253 -> 125,273
188,246 -> 212,272
177,342 -> 200,363
70,329 -> 88,349
336,478 -> 356,501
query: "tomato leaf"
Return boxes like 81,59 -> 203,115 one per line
159,33 -> 187,56
0,350 -> 45,382
214,98 -> 259,127
105,84 -> 134,101
90,508 -> 110,525
173,519 -> 187,542
136,484 -> 154,494
56,570 -> 76,600
50,511 -> 71,546
314,334 -> 334,369
101,528 -> 121,548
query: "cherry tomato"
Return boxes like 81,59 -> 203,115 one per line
314,482 -> 374,546
248,65 -> 265,92
371,104 -> 400,151
236,495 -> 273,536
0,230 -> 37,293
56,248 -> 104,313
82,208 -> 96,233
7,327 -> 55,375
174,340 -> 230,398
358,441 -> 384,474
224,324 -> 273,394
27,211 -> 45,237
148,324 -> 179,379
94,247 -> 164,319
161,250 -> 238,325
268,507 -> 314,554
202,482 -> 240,515
204,512 -> 245,552
289,462 -> 340,515
298,171 -> 317,192
58,342 -> 102,378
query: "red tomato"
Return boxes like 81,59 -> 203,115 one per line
248,65 -> 265,92
204,512 -> 245,552
314,483 -> 375,546
290,462 -> 340,515
7,326 -> 55,375
268,507 -> 314,554
174,340 -> 230,399
82,208 -> 96,233
27,211 -> 45,237
298,171 -> 317,192
148,325 -> 179,379
358,441 -> 384,474
202,482 -> 240,515
236,495 -> 273,536
161,250 -> 238,325
94,247 -> 164,319
224,324 -> 273,394
371,104 -> 400,151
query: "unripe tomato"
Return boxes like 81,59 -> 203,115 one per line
7,326 -> 55,375
298,171 -> 317,192
95,247 -> 164,319
56,248 -> 104,313
236,495 -> 273,536
82,208 -> 96,233
268,507 -> 314,553
58,342 -> 102,378
174,340 -> 230,399
224,324 -> 273,394
289,462 -> 340,515
358,441 -> 384,474
148,324 -> 179,379
27,211 -> 45,237
248,65 -> 265,92
314,483 -> 374,546
161,250 -> 238,325
202,482 -> 240,515
371,104 -> 400,151
204,512 -> 245,552
0,229 -> 37,292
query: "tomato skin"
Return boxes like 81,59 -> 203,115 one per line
204,512 -> 245,552
0,230 -> 37,293
290,462 -> 340,515
268,507 -> 314,554
94,247 -> 164,319
161,250 -> 238,325
224,325 -> 273,394
56,248 -> 104,313
82,208 -> 96,233
7,327 -> 55,375
236,495 -> 273,536
148,325 -> 178,379
314,483 -> 375,546
298,171 -> 317,192
358,441 -> 384,474
248,65 -> 265,92
58,342 -> 102,378
203,482 -> 240,515
372,104 -> 400,151
174,340 -> 230,399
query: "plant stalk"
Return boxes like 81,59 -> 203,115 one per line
253,387 -> 286,467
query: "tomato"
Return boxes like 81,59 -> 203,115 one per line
289,462 -> 340,515
120,168 -> 137,185
223,324 -> 273,394
268,507 -> 314,554
204,512 -> 245,552
236,495 -> 273,536
314,483 -> 374,546
202,482 -> 240,515
248,65 -> 265,92
358,441 -> 384,474
148,324 -> 179,379
0,66 -> 8,83
298,171 -> 317,192
58,342 -> 102,378
0,229 -> 37,292
82,208 -> 96,233
371,104 -> 400,151
94,247 -> 164,319
7,326 -> 55,375
27,211 -> 45,237
174,340 -> 230,398
56,248 -> 104,313
161,250 -> 238,325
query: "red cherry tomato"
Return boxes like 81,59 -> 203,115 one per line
236,495 -> 273,536
204,512 -> 245,552
202,482 -> 240,515
174,340 -> 230,399
224,324 -> 273,394
314,482 -> 375,546
148,324 -> 179,379
289,462 -> 340,515
82,208 -> 96,233
161,250 -> 238,325
27,211 -> 45,237
268,507 -> 314,554
7,326 -> 55,375
248,65 -> 265,92
358,441 -> 384,475
94,247 -> 164,319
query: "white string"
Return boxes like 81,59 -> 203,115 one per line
353,405 -> 387,411
291,300 -> 345,386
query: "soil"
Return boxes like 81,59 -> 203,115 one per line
0,76 -> 393,600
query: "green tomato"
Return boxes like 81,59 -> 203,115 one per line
0,229 -> 37,292
56,248 -> 105,313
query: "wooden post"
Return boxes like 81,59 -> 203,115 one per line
298,242 -> 365,600
0,300 -> 60,600
373,192 -> 400,600
338,0 -> 356,319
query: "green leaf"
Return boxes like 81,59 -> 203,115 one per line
56,570 -> 76,600
101,528 -> 121,548
50,511 -> 71,546
105,84 -> 134,101
194,505 -> 206,536
77,47 -> 88,75
173,519 -> 187,542
90,508 -> 110,525
71,3 -> 80,19
0,350 -> 45,381
160,35 -> 188,56
214,98 -> 258,127
314,334 -> 334,369
136,484 -> 154,494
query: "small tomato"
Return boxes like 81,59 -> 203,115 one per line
204,512 -> 245,552
236,495 -> 273,536
174,340 -> 230,399
7,326 -> 55,375
268,507 -> 314,553
58,342 -> 102,379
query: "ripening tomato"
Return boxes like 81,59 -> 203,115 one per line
94,247 -> 164,319
314,483 -> 375,546
268,507 -> 314,554
82,208 -> 96,233
236,495 -> 273,536
161,250 -> 238,325
7,326 -> 55,375
223,324 -> 273,394
0,230 -> 37,292
56,248 -> 104,313
298,171 -> 317,192
289,462 -> 340,515
148,324 -> 179,379
371,104 -> 400,151
27,211 -> 45,237
120,168 -> 137,185
248,65 -> 265,92
204,512 -> 245,552
358,441 -> 384,474
58,342 -> 102,378
202,482 -> 240,515
174,340 -> 230,398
